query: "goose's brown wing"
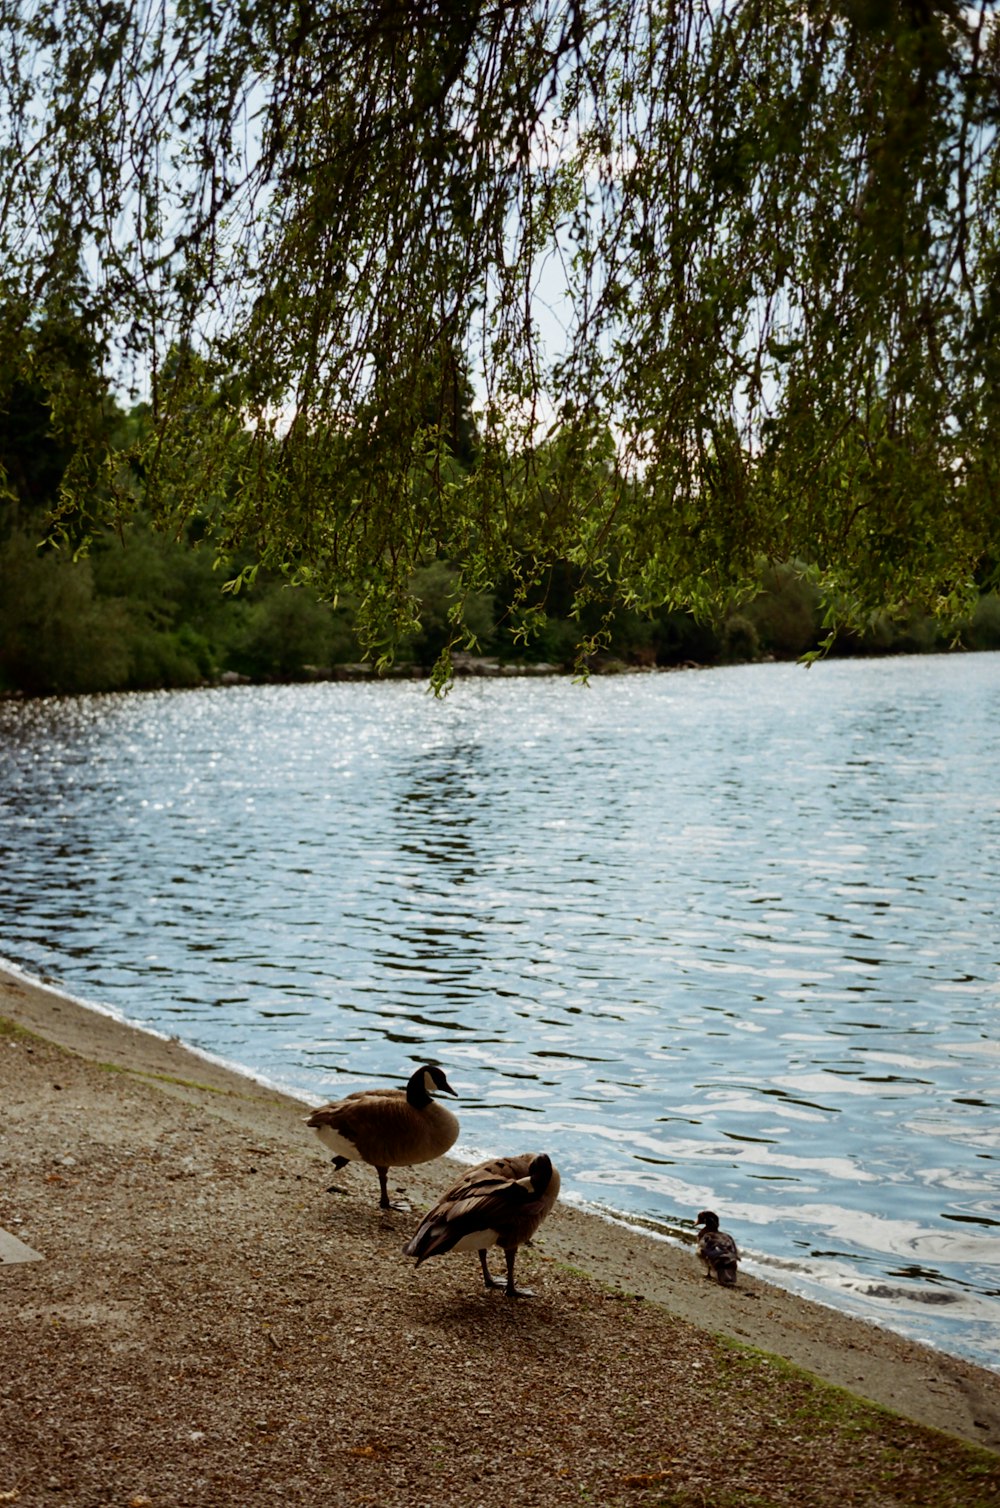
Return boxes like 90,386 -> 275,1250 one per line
306,1087 -> 405,1125
403,1161 -> 539,1263
432,1154 -> 535,1203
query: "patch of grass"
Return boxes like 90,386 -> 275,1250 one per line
556,1262 -> 596,1282
716,1338 -> 878,1433
0,1015 -> 64,1047
95,1060 -> 235,1095
0,1015 -> 32,1040
710,1335 -> 1000,1508
1,1013 -> 285,1105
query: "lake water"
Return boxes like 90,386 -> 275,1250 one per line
1,656 -> 998,1370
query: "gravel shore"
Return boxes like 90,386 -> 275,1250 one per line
2,964 -> 998,1506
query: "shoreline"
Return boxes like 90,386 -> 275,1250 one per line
3,963 -> 998,1446
4,961 -> 996,1382
3,961 -> 1000,1504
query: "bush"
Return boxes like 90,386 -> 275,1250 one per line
603,607 -> 659,666
231,584 -> 342,679
122,625 -> 209,689
721,613 -> 760,663
402,561 -> 496,664
965,592 -> 1000,651
0,531 -> 132,694
650,609 -> 721,666
744,562 -> 821,658
853,610 -> 944,655
517,612 -> 584,667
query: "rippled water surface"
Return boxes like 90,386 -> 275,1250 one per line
2,656 -> 998,1368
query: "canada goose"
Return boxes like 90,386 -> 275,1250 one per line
305,1063 -> 459,1210
402,1152 -> 560,1297
696,1209 -> 739,1286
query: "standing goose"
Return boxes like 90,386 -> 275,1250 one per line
402,1152 -> 560,1297
696,1209 -> 739,1286
306,1063 -> 459,1210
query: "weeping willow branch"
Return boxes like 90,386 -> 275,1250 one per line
1,0 -> 997,660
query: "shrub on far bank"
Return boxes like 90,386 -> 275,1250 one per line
0,532 -> 132,694
743,562 -> 822,658
399,561 -> 496,666
122,624 -> 214,690
229,586 -> 348,681
720,613 -> 759,663
0,522 -> 357,694
964,592 -> 1000,651
4,512 -> 999,698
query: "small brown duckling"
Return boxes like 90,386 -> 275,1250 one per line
696,1209 -> 739,1286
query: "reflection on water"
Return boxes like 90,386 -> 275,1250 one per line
1,656 -> 999,1369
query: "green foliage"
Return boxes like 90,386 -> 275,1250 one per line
119,625 -> 207,691
396,561 -> 496,668
855,608 -> 948,656
0,305 -> 122,547
743,562 -> 823,659
88,518 -> 235,688
231,584 -> 350,682
2,496 -> 996,696
0,0 -> 996,671
0,531 -> 131,694
721,614 -> 760,665
964,591 -> 1000,651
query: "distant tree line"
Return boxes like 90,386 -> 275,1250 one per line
2,319 -> 999,698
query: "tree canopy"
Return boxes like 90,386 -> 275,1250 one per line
1,0 -> 998,675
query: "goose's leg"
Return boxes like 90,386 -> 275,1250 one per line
377,1166 -> 410,1212
326,1154 -> 351,1194
503,1246 -> 536,1299
478,1249 -> 506,1291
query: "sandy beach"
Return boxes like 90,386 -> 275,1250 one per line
2,962 -> 999,1506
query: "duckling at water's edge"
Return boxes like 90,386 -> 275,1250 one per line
696,1209 -> 739,1286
